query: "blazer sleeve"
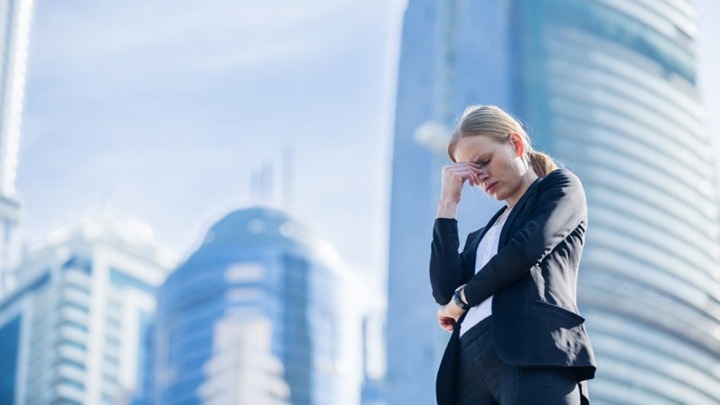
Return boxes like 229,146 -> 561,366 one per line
429,218 -> 482,305
462,169 -> 587,307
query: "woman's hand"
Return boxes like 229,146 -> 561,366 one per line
437,300 -> 467,332
437,163 -> 482,218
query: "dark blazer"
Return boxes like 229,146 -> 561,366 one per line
430,169 -> 596,405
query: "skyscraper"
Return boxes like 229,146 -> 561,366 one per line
0,215 -> 175,404
360,313 -> 385,405
149,207 -> 363,404
386,0 -> 720,403
386,2 -> 517,403
0,0 -> 34,295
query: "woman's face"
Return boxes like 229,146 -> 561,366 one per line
453,133 -> 526,206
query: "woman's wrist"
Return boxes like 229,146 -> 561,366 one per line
453,285 -> 470,310
447,299 -> 466,319
436,198 -> 459,218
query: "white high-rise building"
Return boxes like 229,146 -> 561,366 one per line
0,0 -> 34,294
0,215 -> 176,404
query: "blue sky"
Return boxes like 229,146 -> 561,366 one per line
698,0 -> 720,181
14,0 -> 720,297
18,0 -> 406,292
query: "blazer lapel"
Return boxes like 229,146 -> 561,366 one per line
499,177 -> 543,246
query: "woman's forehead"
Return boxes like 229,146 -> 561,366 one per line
453,135 -> 500,161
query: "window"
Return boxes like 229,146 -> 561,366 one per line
60,321 -> 88,334
61,359 -> 86,371
58,378 -> 85,391
63,256 -> 92,274
59,339 -> 88,352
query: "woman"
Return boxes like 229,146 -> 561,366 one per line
430,105 -> 596,404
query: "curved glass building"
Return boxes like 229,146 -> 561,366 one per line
516,1 -> 720,402
387,0 -> 720,403
150,207 -> 362,404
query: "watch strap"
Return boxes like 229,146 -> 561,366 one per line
453,285 -> 470,310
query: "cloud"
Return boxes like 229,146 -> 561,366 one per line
19,0 -> 403,280
31,0 -> 366,74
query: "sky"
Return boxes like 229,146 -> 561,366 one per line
697,0 -> 720,181
17,0 -> 407,295
13,0 -> 720,303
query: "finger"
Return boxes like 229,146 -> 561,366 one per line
446,167 -> 480,184
458,168 -> 480,186
469,170 -> 480,186
462,165 -> 482,177
439,319 -> 454,332
468,170 -> 484,186
439,316 -> 456,328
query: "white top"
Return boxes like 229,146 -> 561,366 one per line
459,208 -> 510,337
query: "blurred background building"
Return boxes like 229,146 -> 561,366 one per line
386,0 -> 720,403
0,215 -> 175,404
359,313 -> 386,405
146,207 -> 363,404
0,0 -> 34,296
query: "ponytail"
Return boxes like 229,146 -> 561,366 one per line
528,151 -> 558,177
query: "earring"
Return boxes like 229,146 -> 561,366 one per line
511,156 -> 528,176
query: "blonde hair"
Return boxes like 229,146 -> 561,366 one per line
448,105 -> 557,176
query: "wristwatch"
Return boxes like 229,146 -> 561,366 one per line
453,285 -> 470,310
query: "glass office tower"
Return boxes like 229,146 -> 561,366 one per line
0,0 -> 34,295
386,3 -> 510,403
386,0 -> 720,403
150,207 -> 362,404
0,216 -> 175,404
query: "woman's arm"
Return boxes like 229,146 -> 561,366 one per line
429,219 -> 480,305
430,162 -> 484,304
462,169 -> 587,306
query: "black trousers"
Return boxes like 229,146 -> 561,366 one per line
457,317 -> 588,405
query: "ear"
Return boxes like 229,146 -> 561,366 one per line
509,133 -> 524,157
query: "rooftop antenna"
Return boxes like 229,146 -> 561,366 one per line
262,160 -> 274,205
250,161 -> 276,206
250,169 -> 260,204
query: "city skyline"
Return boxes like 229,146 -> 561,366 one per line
2,1 -> 720,404
10,0 -> 720,302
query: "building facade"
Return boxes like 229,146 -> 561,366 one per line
0,0 -> 34,295
149,207 -> 363,404
386,0 -> 720,403
360,313 -> 385,405
0,215 -> 175,404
